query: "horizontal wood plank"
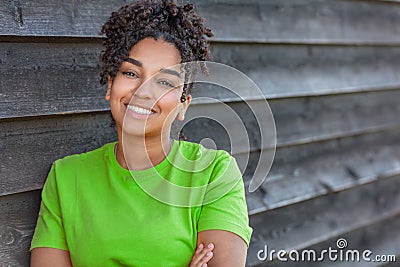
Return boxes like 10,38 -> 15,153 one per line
199,0 -> 400,44
246,174 -> 400,266
210,44 -> 400,100
370,0 -> 400,4
0,190 -> 41,267
271,89 -> 400,146
243,126 -> 400,214
250,213 -> 400,266
379,257 -> 400,267
2,171 -> 399,266
2,0 -> 400,44
184,89 -> 400,153
0,42 -> 107,118
2,90 -> 400,196
2,0 -> 400,266
2,42 -> 400,118
0,112 -> 117,196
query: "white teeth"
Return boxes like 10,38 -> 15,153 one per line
127,105 -> 154,115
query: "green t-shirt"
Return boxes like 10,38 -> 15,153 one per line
31,140 -> 252,266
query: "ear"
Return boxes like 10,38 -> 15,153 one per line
105,76 -> 112,101
177,94 -> 192,121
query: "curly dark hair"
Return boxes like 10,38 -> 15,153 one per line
99,0 -> 214,101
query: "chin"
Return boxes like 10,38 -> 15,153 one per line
121,124 -> 146,137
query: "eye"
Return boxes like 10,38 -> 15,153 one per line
158,79 -> 175,88
121,71 -> 138,79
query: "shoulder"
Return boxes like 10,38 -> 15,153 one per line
175,140 -> 232,163
53,141 -> 116,172
175,140 -> 240,182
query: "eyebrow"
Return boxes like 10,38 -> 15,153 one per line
124,57 -> 182,78
159,68 -> 182,78
124,57 -> 142,67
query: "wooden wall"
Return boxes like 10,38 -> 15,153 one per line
1,0 -> 400,266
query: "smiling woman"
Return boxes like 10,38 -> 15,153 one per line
107,38 -> 186,142
29,0 -> 252,266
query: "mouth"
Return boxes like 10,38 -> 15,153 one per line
126,104 -> 156,115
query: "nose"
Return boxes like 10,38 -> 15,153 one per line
134,77 -> 153,99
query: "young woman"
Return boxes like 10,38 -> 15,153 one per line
30,0 -> 252,266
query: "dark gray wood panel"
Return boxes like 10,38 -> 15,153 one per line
0,112 -> 117,197
2,0 -> 400,44
379,257 -> 400,267
0,0 -> 121,38
185,90 -> 400,154
272,90 -> 400,146
6,179 -> 398,267
0,42 -> 107,118
246,174 -> 400,266
209,44 -> 400,100
371,0 -> 400,4
0,190 -> 41,267
2,42 -> 400,119
2,92 -> 400,196
375,0 -> 400,3
200,0 -> 400,44
251,214 -> 400,266
243,126 -> 400,214
273,88 -> 400,146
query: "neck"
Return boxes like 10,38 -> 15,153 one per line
115,129 -> 172,170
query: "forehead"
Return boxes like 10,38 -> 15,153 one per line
127,38 -> 182,69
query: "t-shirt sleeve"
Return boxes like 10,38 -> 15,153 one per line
197,153 -> 253,246
30,162 -> 68,251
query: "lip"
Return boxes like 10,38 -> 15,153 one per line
124,103 -> 156,120
125,103 -> 157,113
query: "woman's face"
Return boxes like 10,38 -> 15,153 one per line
106,38 -> 190,137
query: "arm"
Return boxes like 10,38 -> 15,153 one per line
31,248 -> 72,267
30,163 -> 71,265
197,230 -> 247,266
196,155 -> 252,266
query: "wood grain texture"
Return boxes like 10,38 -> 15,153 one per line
183,90 -> 400,154
1,0 -> 400,266
2,42 -> 400,118
246,174 -> 400,266
379,255 -> 400,267
3,179 -> 398,267
243,126 -> 400,214
198,0 -> 400,44
210,44 -> 400,100
0,190 -> 41,267
0,112 -> 117,197
2,90 -> 400,197
251,213 -> 400,266
2,0 -> 400,44
0,42 -> 106,118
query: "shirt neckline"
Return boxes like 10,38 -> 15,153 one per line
107,139 -> 179,177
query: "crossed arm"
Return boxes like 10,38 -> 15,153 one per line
195,230 -> 248,266
31,230 -> 247,267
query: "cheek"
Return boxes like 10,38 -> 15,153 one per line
157,90 -> 181,113
110,79 -> 134,98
